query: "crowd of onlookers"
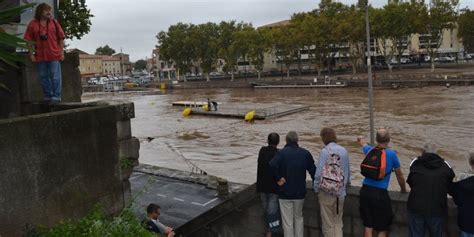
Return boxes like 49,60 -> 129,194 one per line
256,128 -> 474,237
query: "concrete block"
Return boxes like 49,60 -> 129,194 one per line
352,217 -> 365,237
304,212 -> 320,229
389,224 -> 408,237
343,216 -> 352,235
116,120 -> 132,141
305,227 -> 321,237
122,180 -> 131,207
118,137 -> 140,160
392,201 -> 408,224
343,195 -> 360,217
91,100 -> 135,120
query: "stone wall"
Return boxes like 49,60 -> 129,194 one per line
187,183 -> 460,237
0,52 -> 82,119
0,101 -> 139,236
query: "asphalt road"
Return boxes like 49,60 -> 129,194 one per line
130,171 -> 223,229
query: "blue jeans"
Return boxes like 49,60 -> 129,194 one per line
260,193 -> 280,232
37,61 -> 62,102
461,231 -> 474,237
408,211 -> 444,237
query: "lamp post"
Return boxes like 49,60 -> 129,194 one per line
365,1 -> 375,145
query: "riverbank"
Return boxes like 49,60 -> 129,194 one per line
161,65 -> 474,90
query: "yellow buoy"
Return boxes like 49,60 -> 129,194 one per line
202,104 -> 210,111
182,108 -> 192,117
244,111 -> 256,122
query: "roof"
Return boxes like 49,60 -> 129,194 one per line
67,48 -> 89,55
101,56 -> 121,61
79,54 -> 103,59
258,19 -> 290,29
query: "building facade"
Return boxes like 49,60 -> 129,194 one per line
102,56 -> 122,76
113,53 -> 132,76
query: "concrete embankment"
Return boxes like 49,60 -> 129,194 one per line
0,101 -> 139,236
178,182 -> 460,237
155,72 -> 474,90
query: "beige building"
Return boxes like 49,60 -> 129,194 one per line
67,49 -> 103,83
113,53 -> 132,76
102,56 -> 121,76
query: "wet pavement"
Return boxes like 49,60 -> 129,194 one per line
130,171 -> 223,229
83,86 -> 474,190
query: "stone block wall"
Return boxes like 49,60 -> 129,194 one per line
189,183 -> 461,237
0,101 -> 139,236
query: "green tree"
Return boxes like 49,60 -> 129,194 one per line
418,0 -> 458,72
58,0 -> 93,40
157,23 -> 196,82
247,28 -> 270,80
191,22 -> 219,81
134,59 -> 147,71
95,45 -> 116,56
217,21 -> 239,81
267,26 -> 297,78
317,1 -> 350,75
340,5 -> 365,74
458,8 -> 474,53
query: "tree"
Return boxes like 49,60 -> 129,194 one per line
458,8 -> 474,53
134,59 -> 147,71
217,21 -> 238,81
267,26 -> 297,78
95,45 -> 116,56
58,0 -> 93,40
317,1 -> 350,75
419,0 -> 458,72
157,23 -> 196,82
340,5 -> 365,74
191,23 -> 219,81
247,28 -> 270,80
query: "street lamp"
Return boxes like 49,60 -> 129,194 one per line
365,1 -> 375,145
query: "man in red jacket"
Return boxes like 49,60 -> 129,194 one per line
24,3 -> 65,104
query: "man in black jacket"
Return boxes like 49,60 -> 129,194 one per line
407,142 -> 455,237
450,152 -> 474,237
257,132 -> 281,237
143,203 -> 175,237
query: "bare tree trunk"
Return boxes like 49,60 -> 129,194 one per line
352,60 -> 357,75
206,73 -> 210,82
431,59 -> 435,72
231,69 -> 234,81
257,70 -> 261,80
287,68 -> 290,79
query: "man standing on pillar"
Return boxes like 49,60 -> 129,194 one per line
24,3 -> 65,104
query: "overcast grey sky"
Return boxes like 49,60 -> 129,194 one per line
68,0 -> 474,62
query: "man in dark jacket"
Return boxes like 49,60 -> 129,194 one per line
270,131 -> 316,237
143,203 -> 175,237
257,132 -> 281,237
407,142 -> 455,237
450,152 -> 474,237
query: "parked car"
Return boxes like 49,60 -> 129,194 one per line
209,72 -> 223,77
434,56 -> 455,63
400,58 -> 412,64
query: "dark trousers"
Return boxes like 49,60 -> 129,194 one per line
408,211 -> 444,237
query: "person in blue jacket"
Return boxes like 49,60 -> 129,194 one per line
270,131 -> 316,237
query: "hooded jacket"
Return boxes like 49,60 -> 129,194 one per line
407,153 -> 455,217
450,176 -> 474,233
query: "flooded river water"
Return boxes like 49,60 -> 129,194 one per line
83,86 -> 474,190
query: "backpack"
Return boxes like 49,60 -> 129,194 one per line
319,147 -> 345,196
360,147 -> 387,180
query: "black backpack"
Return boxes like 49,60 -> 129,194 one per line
361,147 -> 387,180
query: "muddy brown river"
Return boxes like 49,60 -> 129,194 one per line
83,87 -> 474,190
